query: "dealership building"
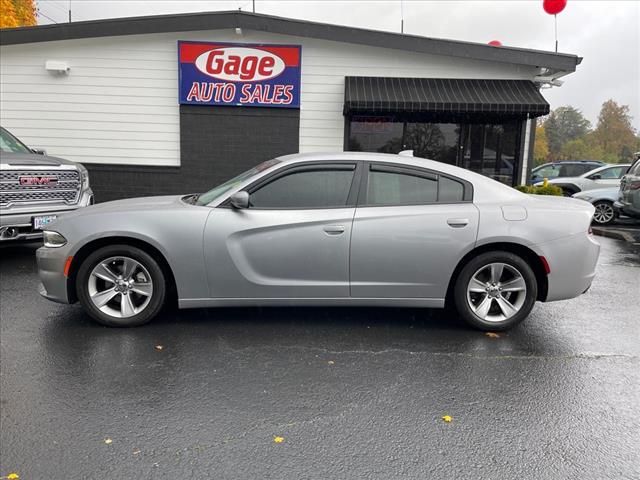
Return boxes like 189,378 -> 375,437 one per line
0,11 -> 580,201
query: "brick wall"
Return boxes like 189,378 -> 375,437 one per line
86,105 -> 300,202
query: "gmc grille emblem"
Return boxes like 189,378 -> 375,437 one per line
19,175 -> 59,186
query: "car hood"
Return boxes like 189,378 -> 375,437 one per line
79,195 -> 187,214
50,194 -> 193,227
0,151 -> 78,167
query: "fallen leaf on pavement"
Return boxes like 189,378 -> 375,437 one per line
327,360 -> 335,365
485,332 -> 500,338
155,345 -> 164,351
6,473 -> 20,480
104,438 -> 113,445
133,448 -> 141,455
442,415 -> 453,423
273,436 -> 284,443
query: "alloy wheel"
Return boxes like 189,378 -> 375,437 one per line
87,256 -> 153,318
466,262 -> 527,322
593,202 -> 615,224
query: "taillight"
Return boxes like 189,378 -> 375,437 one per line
629,180 -> 640,190
588,226 -> 593,235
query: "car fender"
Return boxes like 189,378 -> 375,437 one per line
56,207 -> 212,301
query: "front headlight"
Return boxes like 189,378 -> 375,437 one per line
78,164 -> 90,189
43,230 -> 67,248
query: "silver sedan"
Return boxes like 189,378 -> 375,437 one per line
37,152 -> 600,330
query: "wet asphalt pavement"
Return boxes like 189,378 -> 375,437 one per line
1,237 -> 639,479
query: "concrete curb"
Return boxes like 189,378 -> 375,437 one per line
592,227 -> 636,243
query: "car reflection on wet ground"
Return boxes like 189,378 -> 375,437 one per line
1,237 -> 638,479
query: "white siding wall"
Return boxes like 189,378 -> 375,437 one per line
0,29 -> 539,166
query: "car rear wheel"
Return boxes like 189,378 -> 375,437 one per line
76,245 -> 166,327
592,200 -> 616,225
453,251 -> 537,331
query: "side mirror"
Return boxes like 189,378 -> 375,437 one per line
31,148 -> 47,155
229,191 -> 250,209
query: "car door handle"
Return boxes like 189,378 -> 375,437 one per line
447,218 -> 469,228
323,225 -> 345,235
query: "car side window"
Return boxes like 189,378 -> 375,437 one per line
535,165 -> 559,178
365,166 -> 466,206
629,160 -> 640,176
249,167 -> 355,209
439,176 -> 465,202
560,164 -> 585,177
593,167 -> 623,179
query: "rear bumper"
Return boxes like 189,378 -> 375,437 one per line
36,244 -> 74,304
0,189 -> 93,241
537,232 -> 600,302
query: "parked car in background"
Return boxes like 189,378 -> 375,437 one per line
0,126 -> 93,241
529,160 -> 604,185
535,163 -> 631,196
614,154 -> 640,220
37,152 -> 600,332
572,187 -> 620,225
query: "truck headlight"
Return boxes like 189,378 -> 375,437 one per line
43,231 -> 67,248
78,164 -> 90,189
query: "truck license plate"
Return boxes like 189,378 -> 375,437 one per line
33,215 -> 57,230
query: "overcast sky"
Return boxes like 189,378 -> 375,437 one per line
36,0 -> 640,130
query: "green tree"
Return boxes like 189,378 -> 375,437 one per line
533,125 -> 549,165
592,100 -> 638,162
560,136 -> 604,160
543,106 -> 592,159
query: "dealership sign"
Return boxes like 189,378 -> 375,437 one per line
178,41 -> 301,108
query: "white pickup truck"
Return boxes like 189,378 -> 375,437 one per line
0,127 -> 94,241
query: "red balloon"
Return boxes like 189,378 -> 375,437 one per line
488,40 -> 502,47
543,0 -> 567,15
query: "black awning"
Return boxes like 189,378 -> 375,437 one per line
344,77 -> 550,117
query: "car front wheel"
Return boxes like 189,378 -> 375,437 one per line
453,251 -> 537,331
592,200 -> 616,225
76,245 -> 166,327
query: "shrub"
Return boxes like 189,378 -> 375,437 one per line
515,184 -> 563,196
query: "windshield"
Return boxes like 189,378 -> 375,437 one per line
195,158 -> 281,206
0,127 -> 31,154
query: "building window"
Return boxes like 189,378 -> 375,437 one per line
348,116 -> 403,153
404,123 -> 460,165
460,123 -> 519,185
347,117 -> 522,186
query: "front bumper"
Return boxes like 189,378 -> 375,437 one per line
0,189 -> 93,241
614,200 -> 640,219
36,243 -> 75,304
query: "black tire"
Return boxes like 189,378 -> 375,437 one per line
592,200 -> 617,225
76,244 -> 166,327
453,251 -> 537,331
